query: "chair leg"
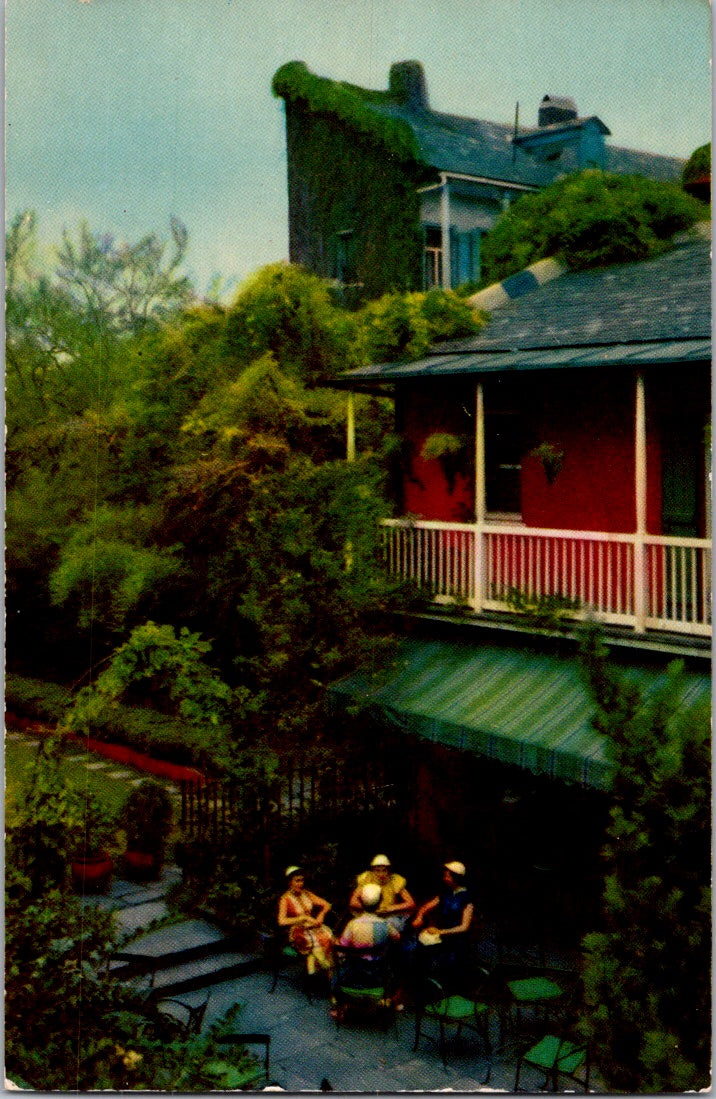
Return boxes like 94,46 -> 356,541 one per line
439,1022 -> 447,1068
413,1011 -> 422,1052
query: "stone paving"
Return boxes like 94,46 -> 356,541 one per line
90,868 -> 604,1093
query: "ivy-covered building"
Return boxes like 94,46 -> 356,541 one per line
273,60 -> 683,299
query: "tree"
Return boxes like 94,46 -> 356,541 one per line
579,625 -> 711,1091
481,170 -> 704,284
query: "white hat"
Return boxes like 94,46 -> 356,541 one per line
444,860 -> 466,877
371,854 -> 391,867
285,865 -> 302,878
360,883 -> 382,908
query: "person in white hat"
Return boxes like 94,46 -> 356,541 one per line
278,866 -> 335,977
349,853 -> 415,932
334,881 -> 401,1011
411,860 -> 474,989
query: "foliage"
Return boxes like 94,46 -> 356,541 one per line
481,170 -> 704,283
578,624 -> 711,1092
682,142 -> 710,187
358,288 -> 484,363
504,587 -> 580,631
8,736 -> 117,894
5,675 -> 73,724
272,60 -> 420,163
56,216 -> 193,334
224,263 -> 361,385
5,860 -> 258,1090
50,505 -> 181,634
121,780 -> 173,856
530,441 -> 564,483
67,621 -> 233,732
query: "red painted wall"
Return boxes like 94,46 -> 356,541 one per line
521,372 -> 662,534
398,381 -> 474,523
399,371 -> 665,534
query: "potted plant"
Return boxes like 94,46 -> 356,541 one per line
120,780 -> 173,881
71,796 -> 117,894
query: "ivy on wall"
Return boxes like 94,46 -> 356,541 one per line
273,62 -> 430,301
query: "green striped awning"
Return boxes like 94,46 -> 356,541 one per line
329,639 -> 710,791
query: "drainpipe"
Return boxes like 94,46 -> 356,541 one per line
473,381 -> 486,612
633,372 -> 647,632
439,173 -> 451,289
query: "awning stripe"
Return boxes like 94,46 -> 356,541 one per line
330,639 -> 710,790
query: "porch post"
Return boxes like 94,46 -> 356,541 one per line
346,391 -> 356,462
473,381 -> 486,612
440,174 -> 451,290
634,372 -> 647,632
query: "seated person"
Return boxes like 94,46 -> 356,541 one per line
411,860 -> 474,989
278,865 -> 334,977
338,883 -> 400,990
349,853 -> 415,933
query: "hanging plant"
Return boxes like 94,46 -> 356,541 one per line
531,441 -> 564,484
421,432 -> 470,493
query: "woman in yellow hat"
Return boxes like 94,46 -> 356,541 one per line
278,866 -> 335,976
349,854 -> 415,932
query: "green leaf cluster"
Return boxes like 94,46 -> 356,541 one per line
682,141 -> 710,187
578,625 -> 711,1092
481,170 -> 705,284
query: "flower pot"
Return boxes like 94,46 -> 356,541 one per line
123,849 -> 161,882
72,853 -> 113,894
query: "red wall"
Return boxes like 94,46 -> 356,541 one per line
399,382 -> 474,523
399,372 -> 664,534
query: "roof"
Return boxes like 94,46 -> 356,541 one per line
369,100 -> 683,188
333,238 -> 711,387
330,637 -> 711,790
274,61 -> 684,189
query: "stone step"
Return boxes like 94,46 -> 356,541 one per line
143,950 -> 262,998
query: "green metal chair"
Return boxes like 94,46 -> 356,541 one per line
262,931 -> 314,1002
413,976 -> 492,1070
514,1033 -> 590,1092
333,944 -> 397,1032
208,1033 -> 272,1091
497,966 -> 576,1047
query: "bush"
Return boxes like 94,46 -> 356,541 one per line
682,142 -> 710,188
357,288 -> 484,363
481,170 -> 704,284
5,861 -> 259,1090
6,674 -> 73,725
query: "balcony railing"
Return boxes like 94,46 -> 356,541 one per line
382,519 -> 712,638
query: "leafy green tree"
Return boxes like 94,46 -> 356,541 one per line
68,621 -> 233,729
579,625 -> 711,1092
481,170 -> 704,284
682,142 -> 711,189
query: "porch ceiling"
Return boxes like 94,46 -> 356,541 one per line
329,638 -> 711,790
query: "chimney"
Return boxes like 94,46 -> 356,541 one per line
538,95 -> 578,127
389,61 -> 429,110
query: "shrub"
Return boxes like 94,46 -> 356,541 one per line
5,674 -> 73,725
481,170 -> 704,284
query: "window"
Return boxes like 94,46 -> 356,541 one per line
335,229 -> 356,283
485,409 -> 523,516
423,226 -> 443,289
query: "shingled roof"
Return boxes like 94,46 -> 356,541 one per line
275,60 -> 684,189
369,99 -> 683,187
333,236 -> 711,387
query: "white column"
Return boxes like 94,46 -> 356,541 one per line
634,372 -> 647,632
473,381 -> 486,612
346,391 -> 356,463
440,174 -> 451,290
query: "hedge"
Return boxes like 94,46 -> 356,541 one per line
6,674 -> 230,772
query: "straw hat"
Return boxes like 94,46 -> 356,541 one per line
370,854 -> 391,867
444,860 -> 466,877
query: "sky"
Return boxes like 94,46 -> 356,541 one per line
6,0 -> 712,295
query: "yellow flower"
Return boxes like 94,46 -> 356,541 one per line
122,1050 -> 143,1070
114,1045 -> 125,1057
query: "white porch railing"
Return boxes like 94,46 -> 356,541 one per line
381,519 -> 712,638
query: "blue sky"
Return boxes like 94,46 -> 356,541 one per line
6,0 -> 712,294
